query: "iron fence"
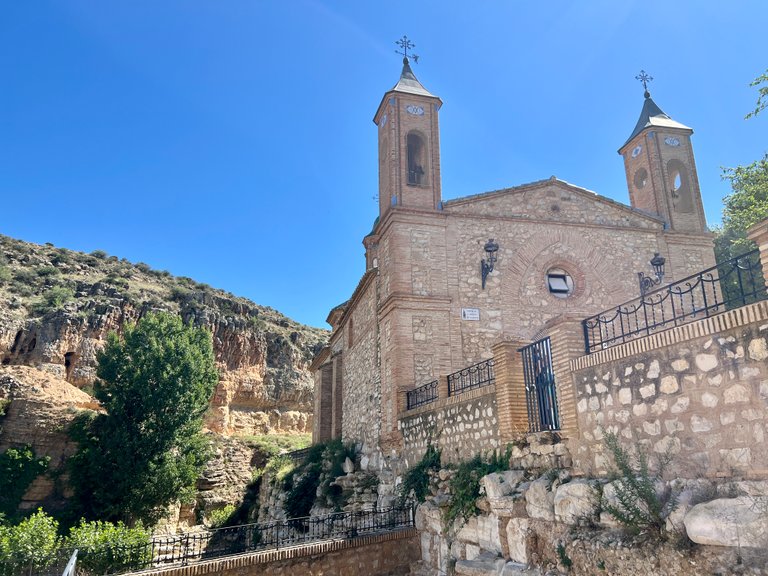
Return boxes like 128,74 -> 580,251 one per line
447,358 -> 495,397
582,249 -> 767,354
519,337 -> 560,432
29,507 -> 414,576
406,379 -> 438,409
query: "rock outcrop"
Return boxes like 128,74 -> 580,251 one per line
0,234 -> 328,436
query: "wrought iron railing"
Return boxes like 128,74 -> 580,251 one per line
583,249 -> 767,354
406,379 -> 438,410
30,507 -> 414,576
447,358 -> 495,397
519,337 -> 560,432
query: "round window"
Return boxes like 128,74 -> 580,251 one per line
547,268 -> 574,298
634,168 -> 648,189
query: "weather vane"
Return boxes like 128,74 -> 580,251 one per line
395,35 -> 419,64
636,70 -> 653,97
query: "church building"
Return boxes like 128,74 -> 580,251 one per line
311,50 -> 715,472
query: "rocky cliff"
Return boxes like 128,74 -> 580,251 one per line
0,234 -> 328,436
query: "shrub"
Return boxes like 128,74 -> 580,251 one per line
90,250 -> 108,259
205,504 -> 236,529
242,433 -> 311,457
0,266 -> 10,284
601,431 -> 679,539
13,269 -> 37,285
0,509 -> 61,576
30,286 -> 74,315
35,266 -> 60,278
398,443 -> 441,506
0,446 -> 49,519
281,439 -> 356,517
65,519 -> 151,573
443,447 -> 512,528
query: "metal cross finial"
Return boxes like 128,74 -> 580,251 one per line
395,35 -> 419,64
635,70 -> 653,97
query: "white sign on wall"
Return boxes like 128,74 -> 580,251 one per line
461,308 -> 480,321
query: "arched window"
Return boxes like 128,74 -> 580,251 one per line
407,132 -> 427,185
667,159 -> 693,213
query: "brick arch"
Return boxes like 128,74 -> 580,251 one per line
500,228 -> 626,338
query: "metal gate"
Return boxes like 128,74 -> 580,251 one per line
519,337 -> 560,432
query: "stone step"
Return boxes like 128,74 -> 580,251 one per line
454,552 -> 506,576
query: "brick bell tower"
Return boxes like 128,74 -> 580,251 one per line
373,37 -> 443,219
619,72 -> 708,234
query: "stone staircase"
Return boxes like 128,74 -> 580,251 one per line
454,552 -> 541,576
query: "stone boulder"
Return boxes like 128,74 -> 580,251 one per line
481,470 -> 525,500
553,479 -> 598,524
525,476 -> 555,521
684,496 -> 768,547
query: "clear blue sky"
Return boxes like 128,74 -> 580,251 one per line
1,1 -> 765,328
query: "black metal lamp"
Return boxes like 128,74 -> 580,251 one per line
481,239 -> 499,289
638,252 -> 666,296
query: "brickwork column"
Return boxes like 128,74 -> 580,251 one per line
315,363 -> 333,443
543,316 -> 588,440
747,218 -> 768,287
492,339 -> 529,445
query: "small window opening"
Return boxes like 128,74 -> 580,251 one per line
547,268 -> 574,298
634,168 -> 648,189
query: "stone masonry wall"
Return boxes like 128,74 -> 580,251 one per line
341,277 -> 381,456
569,300 -> 768,479
399,386 -> 499,466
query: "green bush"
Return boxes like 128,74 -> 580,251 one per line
30,285 -> 74,315
281,439 -> 356,517
398,443 -> 441,506
0,446 -> 49,519
242,433 -> 311,457
35,265 -> 60,278
0,509 -> 61,576
65,519 -> 151,573
90,250 -> 108,259
601,431 -> 679,539
205,504 -> 236,528
13,269 -> 37,285
0,265 -> 11,284
443,447 -> 512,528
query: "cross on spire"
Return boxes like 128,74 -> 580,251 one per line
395,35 -> 419,64
636,69 -> 653,98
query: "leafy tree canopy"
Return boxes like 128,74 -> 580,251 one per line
714,154 -> 768,263
746,68 -> 768,119
69,312 -> 218,525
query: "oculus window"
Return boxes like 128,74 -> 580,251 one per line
547,268 -> 574,298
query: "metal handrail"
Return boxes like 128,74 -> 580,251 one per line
447,358 -> 495,397
406,379 -> 438,410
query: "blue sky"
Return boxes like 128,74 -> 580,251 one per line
1,1 -> 765,328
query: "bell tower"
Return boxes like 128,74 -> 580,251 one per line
619,72 -> 708,234
373,37 -> 442,218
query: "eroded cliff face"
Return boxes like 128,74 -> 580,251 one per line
0,234 -> 328,436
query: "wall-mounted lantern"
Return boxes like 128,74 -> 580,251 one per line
481,239 -> 499,289
638,252 -> 666,296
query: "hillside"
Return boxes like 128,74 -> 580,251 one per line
0,234 -> 328,436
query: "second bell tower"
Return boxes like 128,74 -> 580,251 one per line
373,45 -> 443,219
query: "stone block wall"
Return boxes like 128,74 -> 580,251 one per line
398,385 -> 499,466
568,300 -> 768,479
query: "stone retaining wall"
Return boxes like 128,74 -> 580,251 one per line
568,300 -> 768,479
398,385 -> 499,466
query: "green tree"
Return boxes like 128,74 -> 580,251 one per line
69,312 -> 218,525
0,509 -> 61,576
65,519 -> 151,573
714,154 -> 768,263
0,445 -> 49,519
746,68 -> 768,119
